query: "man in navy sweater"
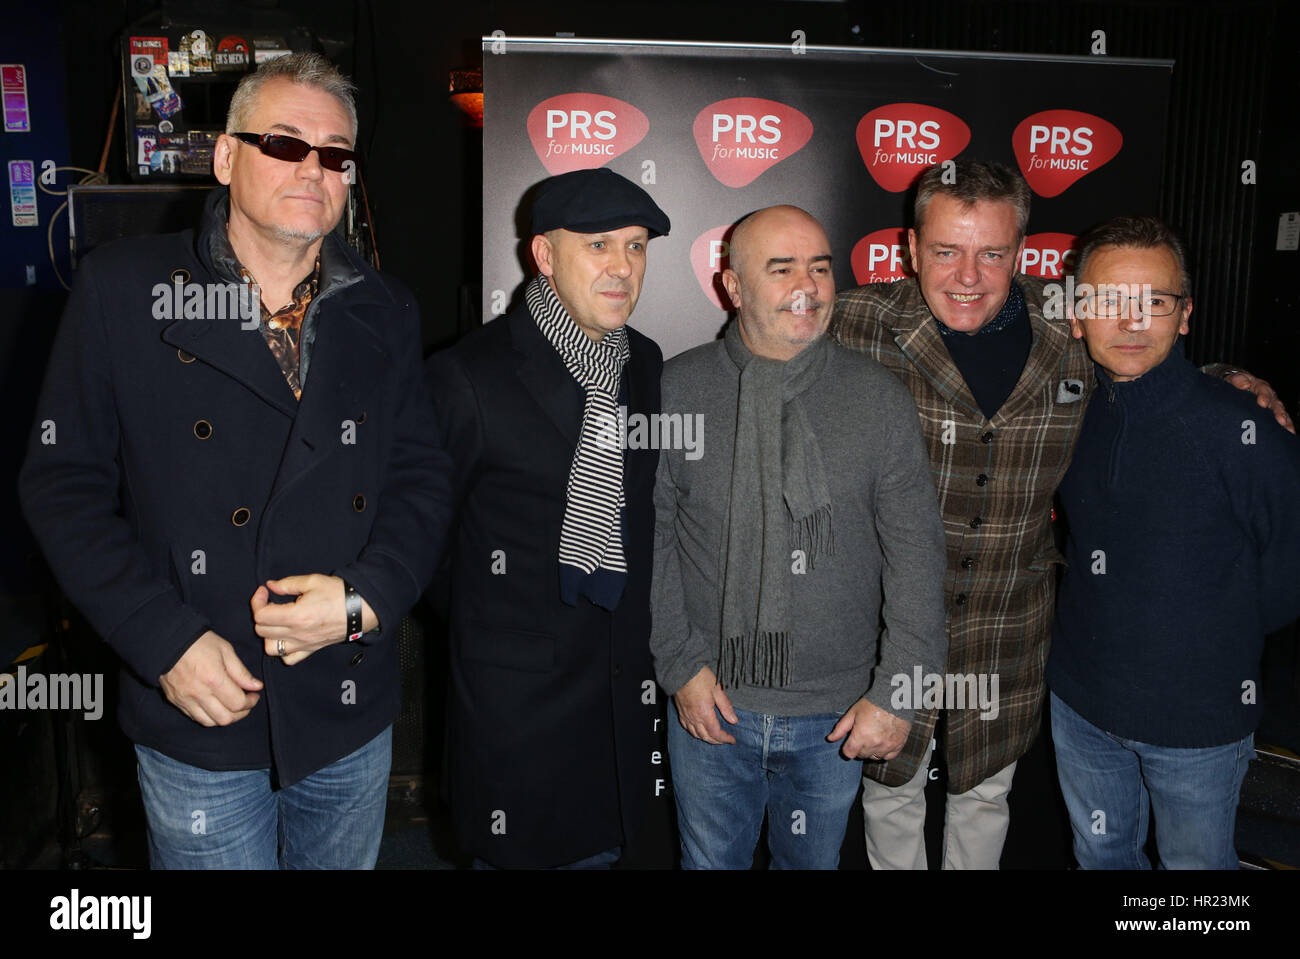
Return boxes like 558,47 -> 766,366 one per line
1048,214 -> 1300,869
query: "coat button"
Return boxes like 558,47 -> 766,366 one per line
969,516 -> 982,528
955,593 -> 968,605
193,419 -> 212,439
170,268 -> 190,284
981,431 -> 995,444
976,474 -> 989,486
177,348 -> 196,364
353,494 -> 366,512
961,557 -> 975,569
355,411 -> 366,425
231,507 -> 251,526
350,650 -> 365,666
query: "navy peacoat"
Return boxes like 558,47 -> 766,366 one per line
19,188 -> 453,786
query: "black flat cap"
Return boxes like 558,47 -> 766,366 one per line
530,167 -> 671,238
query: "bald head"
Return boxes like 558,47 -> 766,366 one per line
727,205 -> 827,280
722,205 -> 834,361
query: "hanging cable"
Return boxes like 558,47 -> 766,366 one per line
39,166 -> 109,291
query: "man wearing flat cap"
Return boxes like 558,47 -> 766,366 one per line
427,167 -> 670,868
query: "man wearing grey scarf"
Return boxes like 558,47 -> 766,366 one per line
651,206 -> 948,869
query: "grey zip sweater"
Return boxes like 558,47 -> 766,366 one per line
650,334 -> 949,719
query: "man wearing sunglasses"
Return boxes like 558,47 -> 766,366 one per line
20,53 -> 451,869
1049,214 -> 1300,868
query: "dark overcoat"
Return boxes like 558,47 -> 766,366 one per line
19,188 -> 452,786
427,302 -> 662,868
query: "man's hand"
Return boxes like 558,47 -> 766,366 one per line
1226,371 -> 1295,435
159,630 -> 263,726
251,573 -> 379,666
827,698 -> 911,761
673,666 -> 739,745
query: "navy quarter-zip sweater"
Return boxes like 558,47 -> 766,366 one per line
1048,339 -> 1300,747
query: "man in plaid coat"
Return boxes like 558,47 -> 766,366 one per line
831,159 -> 1292,869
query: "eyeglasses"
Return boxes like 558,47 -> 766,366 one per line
230,132 -> 357,173
1080,289 -> 1187,318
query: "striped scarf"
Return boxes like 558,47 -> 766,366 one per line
526,275 -> 630,596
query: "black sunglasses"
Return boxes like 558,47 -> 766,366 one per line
231,132 -> 357,173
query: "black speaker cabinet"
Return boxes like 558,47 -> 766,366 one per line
67,184 -> 214,268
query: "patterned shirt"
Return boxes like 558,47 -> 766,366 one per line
239,259 -> 320,401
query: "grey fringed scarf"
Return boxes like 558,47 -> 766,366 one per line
717,321 -> 834,688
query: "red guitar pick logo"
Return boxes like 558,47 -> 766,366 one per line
856,104 -> 971,193
1018,232 -> 1078,279
526,93 -> 649,175
850,228 -> 914,285
690,225 -> 737,311
1013,110 -> 1122,198
693,98 -> 813,188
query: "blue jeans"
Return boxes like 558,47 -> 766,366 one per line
667,701 -> 862,869
1050,692 -> 1253,870
135,726 -> 392,869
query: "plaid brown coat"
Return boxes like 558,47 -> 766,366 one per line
830,274 -> 1094,793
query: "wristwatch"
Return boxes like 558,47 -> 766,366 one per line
344,579 -> 364,642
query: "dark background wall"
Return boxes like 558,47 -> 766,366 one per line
14,0 -> 1297,373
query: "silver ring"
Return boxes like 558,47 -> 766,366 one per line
277,638 -> 285,658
